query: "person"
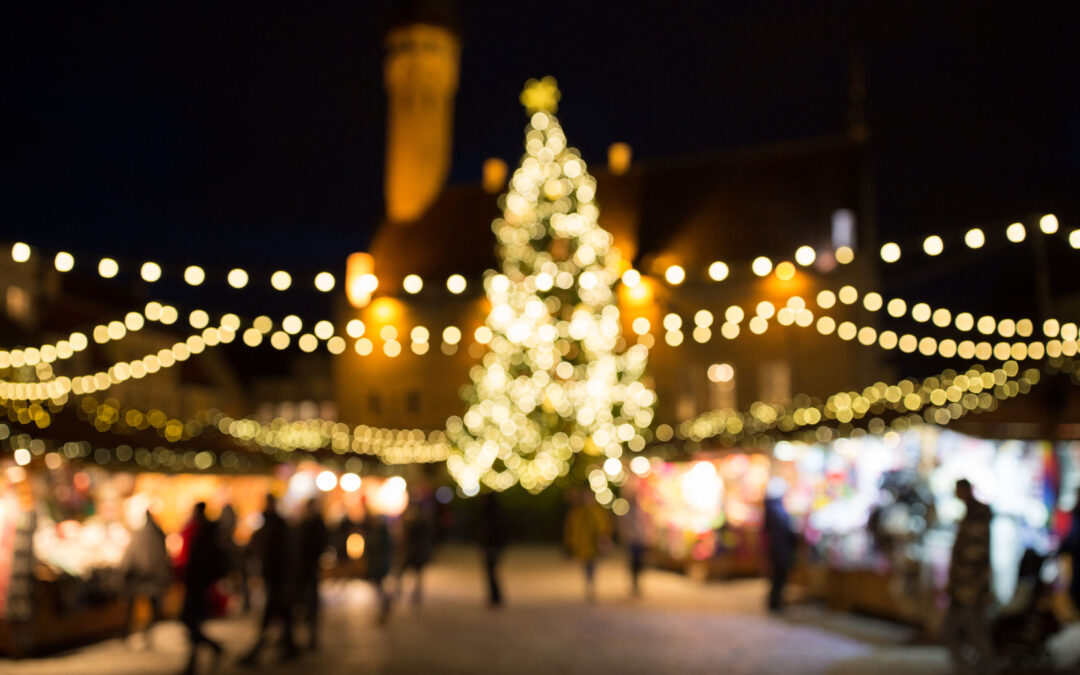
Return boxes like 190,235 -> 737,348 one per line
397,487 -> 437,606
943,478 -> 995,674
362,502 -> 394,623
296,498 -> 328,649
1058,492 -> 1080,613
240,494 -> 297,665
616,487 -> 648,597
478,492 -> 505,608
762,477 -> 798,612
993,549 -> 1060,665
179,502 -> 225,675
216,503 -> 248,612
119,508 -> 172,648
563,488 -> 613,602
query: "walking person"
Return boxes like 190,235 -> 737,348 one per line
240,494 -> 297,665
763,477 -> 798,612
216,503 -> 247,612
478,492 -> 505,608
296,498 -> 328,649
397,487 -> 437,606
943,478 -> 995,674
179,502 -> 225,675
617,488 -> 648,597
119,508 -> 172,649
563,488 -> 612,602
362,502 -> 394,624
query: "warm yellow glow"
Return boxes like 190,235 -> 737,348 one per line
955,312 -> 975,331
482,158 -> 509,193
751,256 -> 772,277
911,303 -> 931,322
314,320 -> 335,340
371,297 -> 399,324
724,305 -> 744,323
355,338 -> 373,356
708,261 -> 729,281
835,246 -> 854,264
632,317 -> 651,335
1070,229 -> 1080,249
227,268 -> 248,288
1039,214 -> 1058,234
184,266 -> 205,286
662,313 -> 682,331
270,331 -> 290,350
189,310 -> 209,329
346,252 -> 377,307
694,310 -> 714,327
140,262 -> 161,282
346,319 -> 365,338
608,142 -> 632,175
879,242 -> 901,263
816,290 -> 836,309
403,274 -> 423,294
11,242 -> 31,263
707,363 -> 734,383
282,315 -> 303,334
314,272 -> 336,292
519,75 -> 560,114
447,274 -> 467,294
98,258 -> 119,278
838,285 -> 858,305
54,251 -> 75,272
1006,222 -> 1026,243
794,246 -> 816,266
664,265 -> 685,285
774,261 -> 796,281
923,235 -> 943,256
755,301 -> 775,320
442,326 -> 461,345
965,228 -> 985,248
271,270 -> 292,291
862,292 -> 882,311
621,269 -> 641,288
298,334 -> 318,353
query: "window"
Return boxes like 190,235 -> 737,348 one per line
831,209 -> 857,251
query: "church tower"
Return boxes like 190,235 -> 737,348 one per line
382,2 -> 460,224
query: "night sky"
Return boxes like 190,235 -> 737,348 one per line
2,1 -> 1078,278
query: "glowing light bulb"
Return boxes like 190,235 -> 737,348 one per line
965,228 -> 985,248
923,235 -> 943,256
11,243 -> 31,263
314,272 -> 335,292
794,246 -> 816,266
879,242 -> 901,263
227,268 -> 248,288
1039,214 -> 1058,234
184,266 -> 205,286
98,258 -> 119,278
271,270 -> 291,291
751,257 -> 772,277
141,262 -> 162,282
447,274 -> 467,294
54,251 -> 74,272
664,265 -> 685,285
708,261 -> 729,281
403,274 -> 423,294
1006,222 -> 1025,243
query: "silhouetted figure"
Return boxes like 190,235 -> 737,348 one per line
1059,492 -> 1080,613
993,548 -> 1060,667
216,504 -> 247,612
563,488 -> 612,602
120,509 -> 172,648
240,495 -> 297,665
296,498 -> 328,649
943,478 -> 995,674
179,502 -> 225,675
617,490 -> 648,597
762,477 -> 797,611
362,506 -> 394,623
478,492 -> 505,607
397,488 -> 437,605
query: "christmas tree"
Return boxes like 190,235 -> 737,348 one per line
447,77 -> 655,504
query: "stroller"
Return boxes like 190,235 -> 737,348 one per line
992,549 -> 1061,670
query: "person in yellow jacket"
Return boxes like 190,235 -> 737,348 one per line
563,488 -> 613,602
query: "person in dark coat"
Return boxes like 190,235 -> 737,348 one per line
180,502 -> 225,675
296,498 -> 328,649
943,478 -> 994,674
120,509 -> 172,648
216,503 -> 248,611
478,492 -> 505,608
762,478 -> 798,612
362,503 -> 394,624
397,488 -> 437,605
240,494 -> 297,665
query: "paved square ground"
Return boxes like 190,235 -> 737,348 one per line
2,546 -> 1077,674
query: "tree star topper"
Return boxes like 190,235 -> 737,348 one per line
520,76 -> 560,114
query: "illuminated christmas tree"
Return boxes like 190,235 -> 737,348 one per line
447,77 -> 655,503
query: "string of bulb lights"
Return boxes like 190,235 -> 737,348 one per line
5,213 -> 1072,306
